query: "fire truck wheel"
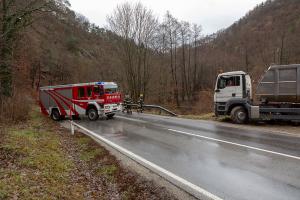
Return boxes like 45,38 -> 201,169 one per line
87,108 -> 99,121
51,109 -> 61,121
106,114 -> 115,119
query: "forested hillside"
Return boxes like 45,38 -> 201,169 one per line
13,1 -> 123,90
198,0 -> 300,86
0,0 -> 124,121
1,0 -> 300,121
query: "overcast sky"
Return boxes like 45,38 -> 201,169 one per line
68,0 -> 265,35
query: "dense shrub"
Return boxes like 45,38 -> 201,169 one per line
0,90 -> 32,123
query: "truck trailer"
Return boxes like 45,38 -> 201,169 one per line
214,64 -> 300,124
39,82 -> 122,121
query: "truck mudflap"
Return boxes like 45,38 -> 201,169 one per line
250,106 -> 260,119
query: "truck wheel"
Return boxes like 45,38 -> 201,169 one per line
106,113 -> 115,119
87,108 -> 99,121
51,109 -> 61,121
230,106 -> 248,124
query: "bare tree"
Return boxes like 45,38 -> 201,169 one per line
107,2 -> 158,100
179,21 -> 190,101
161,11 -> 180,105
191,24 -> 202,92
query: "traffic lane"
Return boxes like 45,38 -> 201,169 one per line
116,115 -> 300,158
77,119 -> 300,200
117,113 -> 300,157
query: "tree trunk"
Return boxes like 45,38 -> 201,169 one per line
0,0 -> 13,97
279,33 -> 285,65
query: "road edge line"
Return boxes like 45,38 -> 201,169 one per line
72,121 -> 223,200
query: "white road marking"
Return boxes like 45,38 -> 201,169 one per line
168,129 -> 300,161
126,112 -> 300,138
114,115 -> 300,160
72,122 -> 222,200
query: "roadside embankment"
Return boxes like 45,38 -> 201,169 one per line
0,108 -> 176,199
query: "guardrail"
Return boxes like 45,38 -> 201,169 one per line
69,120 -> 222,200
125,103 -> 177,116
143,105 -> 177,116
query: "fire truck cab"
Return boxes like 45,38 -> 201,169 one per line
39,82 -> 122,121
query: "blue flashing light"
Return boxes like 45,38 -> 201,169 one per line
97,82 -> 105,85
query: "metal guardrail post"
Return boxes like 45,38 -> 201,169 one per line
70,120 -> 75,135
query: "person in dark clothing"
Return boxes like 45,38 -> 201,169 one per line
123,94 -> 133,114
137,94 -> 144,113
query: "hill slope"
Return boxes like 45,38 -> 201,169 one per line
197,0 -> 300,86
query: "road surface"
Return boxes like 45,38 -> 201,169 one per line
74,113 -> 300,200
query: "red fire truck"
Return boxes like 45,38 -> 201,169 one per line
39,82 -> 122,121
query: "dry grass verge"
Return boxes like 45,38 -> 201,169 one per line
0,108 -> 176,200
0,109 -> 85,199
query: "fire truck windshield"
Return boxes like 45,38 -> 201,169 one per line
105,88 -> 117,94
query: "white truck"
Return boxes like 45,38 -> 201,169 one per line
214,64 -> 300,124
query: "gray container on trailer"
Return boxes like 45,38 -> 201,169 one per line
256,64 -> 300,103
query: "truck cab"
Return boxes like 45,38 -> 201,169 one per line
214,71 -> 252,123
214,65 -> 300,124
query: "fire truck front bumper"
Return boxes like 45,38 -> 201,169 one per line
103,104 -> 122,114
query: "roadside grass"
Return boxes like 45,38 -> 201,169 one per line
120,185 -> 135,200
0,107 -> 176,200
75,135 -> 118,181
80,148 -> 103,162
0,109 -> 85,199
96,164 -> 118,180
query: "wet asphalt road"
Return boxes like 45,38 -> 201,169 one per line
75,113 -> 300,200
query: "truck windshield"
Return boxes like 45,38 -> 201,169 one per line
218,76 -> 240,89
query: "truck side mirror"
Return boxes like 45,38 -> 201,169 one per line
215,89 -> 220,93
